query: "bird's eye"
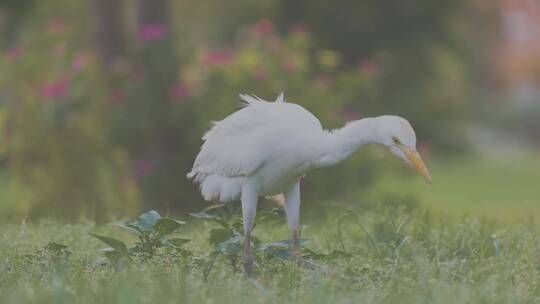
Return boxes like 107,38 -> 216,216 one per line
392,137 -> 400,144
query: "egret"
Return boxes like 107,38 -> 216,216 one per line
188,93 -> 432,274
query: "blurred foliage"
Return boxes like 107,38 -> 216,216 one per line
0,0 -> 477,219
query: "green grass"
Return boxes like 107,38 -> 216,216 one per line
2,154 -> 540,303
372,154 -> 540,221
3,205 -> 540,304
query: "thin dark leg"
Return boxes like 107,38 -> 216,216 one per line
291,229 -> 303,264
243,231 -> 253,276
292,229 -> 323,271
241,186 -> 257,277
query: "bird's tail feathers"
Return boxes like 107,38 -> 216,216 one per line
200,175 -> 243,203
186,171 -> 196,179
188,170 -> 243,203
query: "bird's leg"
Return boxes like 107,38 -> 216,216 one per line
291,229 -> 303,264
243,230 -> 253,275
291,228 -> 323,271
241,186 -> 258,277
284,181 -> 322,271
284,181 -> 303,265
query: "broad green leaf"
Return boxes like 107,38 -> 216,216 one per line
154,218 -> 185,236
90,233 -> 129,256
102,247 -> 117,258
135,210 -> 161,231
215,235 -> 243,255
109,221 -> 142,236
209,228 -> 233,246
167,238 -> 190,248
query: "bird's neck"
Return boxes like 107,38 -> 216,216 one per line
314,118 -> 382,168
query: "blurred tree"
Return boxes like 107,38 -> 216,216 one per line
0,0 -> 35,49
95,0 -> 126,64
0,0 -> 482,220
138,0 -> 167,26
277,0 -> 471,150
105,0 -> 189,214
135,0 -> 184,213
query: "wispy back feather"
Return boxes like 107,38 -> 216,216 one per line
238,92 -> 286,108
275,92 -> 285,103
238,94 -> 266,107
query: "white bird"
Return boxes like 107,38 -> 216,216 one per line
188,93 -> 431,274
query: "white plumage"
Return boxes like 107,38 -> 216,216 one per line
188,93 -> 323,201
188,93 -> 431,274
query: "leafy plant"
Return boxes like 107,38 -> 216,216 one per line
190,207 -> 247,274
191,205 -> 287,252
90,210 -> 190,265
191,205 -> 323,275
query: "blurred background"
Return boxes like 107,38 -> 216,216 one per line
0,0 -> 538,221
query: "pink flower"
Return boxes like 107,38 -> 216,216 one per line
135,159 -> 155,178
254,19 -> 275,36
48,18 -> 69,35
40,77 -> 70,100
203,50 -> 234,66
109,90 -> 126,105
139,23 -> 167,42
171,84 -> 191,102
6,47 -> 21,60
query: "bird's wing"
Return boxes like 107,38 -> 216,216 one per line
188,94 -> 285,179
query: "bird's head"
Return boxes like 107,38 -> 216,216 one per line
374,115 -> 432,184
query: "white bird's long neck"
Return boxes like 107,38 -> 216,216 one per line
314,118 -> 381,168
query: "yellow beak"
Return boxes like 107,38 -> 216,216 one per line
400,146 -> 432,184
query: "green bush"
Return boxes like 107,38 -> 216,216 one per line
0,1 -> 471,219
